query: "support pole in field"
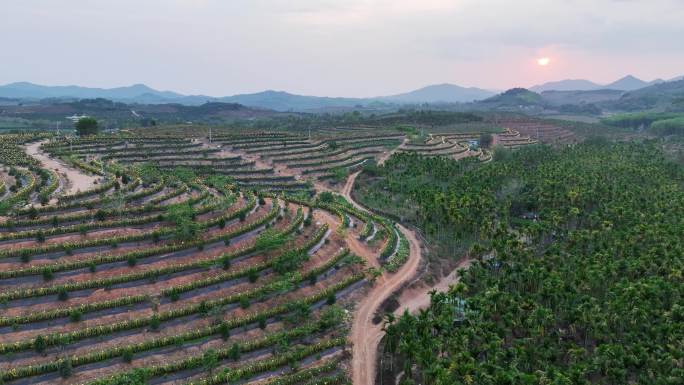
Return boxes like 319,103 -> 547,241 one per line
209,127 -> 212,144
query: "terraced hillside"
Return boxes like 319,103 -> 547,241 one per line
493,128 -> 539,149
0,122 -> 548,385
41,136 -> 311,195
494,118 -> 577,144
0,133 -> 412,385
210,129 -> 405,184
0,134 -> 69,213
395,132 -> 501,162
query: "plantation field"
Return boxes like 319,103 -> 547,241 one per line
356,141 -> 684,385
0,118 -> 631,385
490,117 -> 577,144
0,130 -> 416,385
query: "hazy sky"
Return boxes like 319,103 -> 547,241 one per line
2,0 -> 683,97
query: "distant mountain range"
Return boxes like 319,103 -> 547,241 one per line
1,75 -> 681,112
479,78 -> 684,113
0,82 -> 184,101
530,75 -> 675,93
0,82 -> 496,112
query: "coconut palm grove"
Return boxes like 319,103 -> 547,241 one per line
368,142 -> 684,384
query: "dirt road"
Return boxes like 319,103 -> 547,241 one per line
350,221 -> 421,385
377,137 -> 407,166
25,140 -> 98,195
208,135 -> 445,385
340,169 -> 423,385
393,257 -> 473,315
341,171 -> 363,211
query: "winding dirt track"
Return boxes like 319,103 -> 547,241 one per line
25,140 -> 98,195
393,257 -> 472,315
340,169 -> 423,385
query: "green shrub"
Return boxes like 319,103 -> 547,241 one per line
34,335 -> 46,353
219,322 -> 230,340
69,309 -> 82,322
149,314 -> 160,331
57,288 -> 68,301
41,268 -> 53,281
239,297 -> 250,309
228,343 -> 241,360
122,347 -> 134,363
58,357 -> 72,378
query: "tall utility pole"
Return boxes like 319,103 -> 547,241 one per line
209,127 -> 212,144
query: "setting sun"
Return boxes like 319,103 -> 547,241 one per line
537,57 -> 551,66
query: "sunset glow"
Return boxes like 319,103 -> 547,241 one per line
537,57 -> 551,66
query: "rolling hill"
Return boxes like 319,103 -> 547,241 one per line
540,89 -> 624,106
479,88 -> 545,107
605,75 -> 662,91
530,79 -> 603,92
609,79 -> 684,111
378,83 -> 495,103
0,98 -> 287,123
218,90 -> 364,111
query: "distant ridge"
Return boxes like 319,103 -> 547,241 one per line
610,79 -> 684,110
0,81 -> 496,111
604,75 -> 662,91
0,76 -> 680,111
378,83 -> 495,103
0,82 -> 183,100
218,90 -> 363,111
530,79 -> 602,93
531,75 -> 664,92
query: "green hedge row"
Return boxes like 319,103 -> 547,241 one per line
0,274 -> 360,374
0,195 -> 271,301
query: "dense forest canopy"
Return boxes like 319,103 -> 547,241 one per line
361,142 -> 684,384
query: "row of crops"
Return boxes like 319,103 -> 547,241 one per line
0,131 -> 406,385
211,128 -> 405,184
396,130 -> 536,161
41,135 -> 311,194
